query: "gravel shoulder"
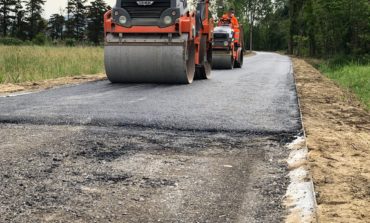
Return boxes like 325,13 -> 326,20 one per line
293,58 -> 370,222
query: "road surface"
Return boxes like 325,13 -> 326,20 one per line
0,52 -> 301,222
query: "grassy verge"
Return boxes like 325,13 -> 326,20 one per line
318,62 -> 370,109
306,56 -> 370,110
0,45 -> 104,84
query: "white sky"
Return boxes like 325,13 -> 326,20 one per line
43,0 -> 116,18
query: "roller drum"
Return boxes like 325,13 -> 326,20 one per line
105,36 -> 195,84
212,52 -> 234,69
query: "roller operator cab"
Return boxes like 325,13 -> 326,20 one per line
104,0 -> 214,84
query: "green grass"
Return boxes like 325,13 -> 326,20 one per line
319,62 -> 370,109
0,45 -> 104,84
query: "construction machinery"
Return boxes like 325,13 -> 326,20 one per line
104,0 -> 214,84
212,17 -> 244,69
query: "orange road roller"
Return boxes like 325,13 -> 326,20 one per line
104,0 -> 214,84
212,17 -> 244,69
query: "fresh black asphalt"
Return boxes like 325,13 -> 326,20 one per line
0,52 -> 301,134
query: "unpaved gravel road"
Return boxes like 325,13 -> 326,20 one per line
0,52 -> 302,222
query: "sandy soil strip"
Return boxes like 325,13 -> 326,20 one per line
0,74 -> 106,95
293,58 -> 370,223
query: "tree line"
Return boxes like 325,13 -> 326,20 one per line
224,0 -> 369,58
0,0 -> 110,45
1,0 -> 369,57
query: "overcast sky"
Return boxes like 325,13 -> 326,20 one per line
43,0 -> 116,18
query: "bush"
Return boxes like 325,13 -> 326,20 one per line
293,35 -> 309,57
65,38 -> 76,47
32,33 -> 47,45
0,37 -> 24,46
24,40 -> 33,46
324,54 -> 370,69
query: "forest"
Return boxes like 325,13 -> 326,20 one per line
0,0 -> 370,58
0,0 -> 110,45
0,0 -> 368,58
222,0 -> 369,59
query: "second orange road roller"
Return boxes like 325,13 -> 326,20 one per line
212,16 -> 244,69
104,0 -> 214,84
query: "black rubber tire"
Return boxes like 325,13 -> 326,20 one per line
234,49 -> 244,68
185,41 -> 196,83
195,36 -> 212,79
230,56 -> 235,69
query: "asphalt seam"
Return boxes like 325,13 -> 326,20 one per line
0,117 -> 302,138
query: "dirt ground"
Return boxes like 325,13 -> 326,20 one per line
0,124 -> 292,223
293,58 -> 370,223
0,74 -> 106,95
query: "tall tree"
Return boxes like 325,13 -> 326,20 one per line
11,0 -> 27,39
47,13 -> 64,40
66,0 -> 87,41
0,0 -> 16,36
86,0 -> 108,44
65,0 -> 74,38
287,0 -> 305,54
243,0 -> 272,51
25,0 -> 45,39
